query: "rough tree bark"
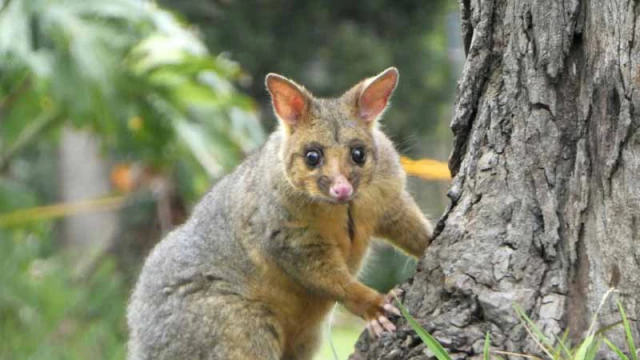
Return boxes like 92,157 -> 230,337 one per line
352,0 -> 639,359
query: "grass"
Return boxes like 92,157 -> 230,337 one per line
395,293 -> 452,360
315,306 -> 365,360
316,325 -> 363,360
395,289 -> 638,360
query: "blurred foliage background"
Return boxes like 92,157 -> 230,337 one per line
0,0 -> 461,359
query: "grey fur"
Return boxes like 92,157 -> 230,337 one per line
127,130 -> 403,360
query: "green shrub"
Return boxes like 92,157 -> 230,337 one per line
0,233 -> 128,360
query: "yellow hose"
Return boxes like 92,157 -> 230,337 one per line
0,157 -> 450,227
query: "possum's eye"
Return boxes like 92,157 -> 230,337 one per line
305,149 -> 322,167
351,147 -> 366,165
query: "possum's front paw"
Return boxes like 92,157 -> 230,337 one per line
366,288 -> 403,338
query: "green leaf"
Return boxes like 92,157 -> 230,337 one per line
513,305 -> 553,347
129,35 -> 191,73
513,304 -> 555,358
173,120 -> 224,178
574,335 -> 602,360
585,337 -> 602,360
574,335 -> 595,360
617,300 -> 638,360
394,295 -> 451,360
483,332 -> 491,360
604,338 -> 630,360
0,178 -> 38,212
553,329 -> 572,360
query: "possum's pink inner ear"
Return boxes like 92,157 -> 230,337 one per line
265,74 -> 308,128
357,67 -> 399,124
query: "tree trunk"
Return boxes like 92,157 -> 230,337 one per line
352,0 -> 640,358
58,128 -> 118,252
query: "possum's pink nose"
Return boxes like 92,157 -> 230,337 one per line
330,176 -> 353,202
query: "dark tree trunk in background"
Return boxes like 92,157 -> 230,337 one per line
352,0 -> 640,359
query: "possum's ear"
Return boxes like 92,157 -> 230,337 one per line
356,67 -> 399,125
266,73 -> 310,131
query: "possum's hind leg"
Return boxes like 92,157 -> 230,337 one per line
284,325 -> 323,360
195,295 -> 285,360
129,292 -> 284,360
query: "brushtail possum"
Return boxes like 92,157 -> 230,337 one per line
127,67 -> 433,360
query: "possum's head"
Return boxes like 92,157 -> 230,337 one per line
265,67 -> 399,204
